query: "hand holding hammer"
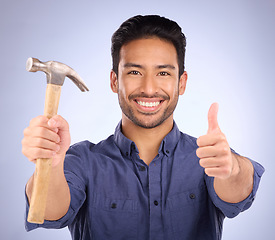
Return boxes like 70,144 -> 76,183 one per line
25,58 -> 89,224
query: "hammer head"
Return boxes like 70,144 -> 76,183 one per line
26,57 -> 89,92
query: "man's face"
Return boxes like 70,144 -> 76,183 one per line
111,37 -> 187,129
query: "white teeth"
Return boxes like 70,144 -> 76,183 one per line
137,101 -> 160,107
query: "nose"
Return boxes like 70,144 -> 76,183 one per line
140,75 -> 158,95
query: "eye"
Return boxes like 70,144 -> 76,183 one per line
158,71 -> 170,76
128,70 -> 141,75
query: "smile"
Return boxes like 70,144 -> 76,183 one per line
137,101 -> 161,107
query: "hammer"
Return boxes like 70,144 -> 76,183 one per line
26,57 -> 89,224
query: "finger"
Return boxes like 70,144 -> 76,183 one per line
29,116 -> 59,133
199,157 -> 220,168
204,167 -> 221,178
29,137 -> 60,152
22,135 -> 60,161
197,134 -> 220,147
48,115 -> 71,149
204,166 -> 232,179
24,126 -> 60,143
29,116 -> 49,127
207,102 -> 220,134
22,145 -> 56,162
48,115 -> 69,132
196,146 -> 217,159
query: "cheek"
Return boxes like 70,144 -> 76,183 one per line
119,79 -> 138,96
163,81 -> 179,97
118,81 -> 132,100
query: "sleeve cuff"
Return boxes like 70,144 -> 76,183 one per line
24,189 -> 76,231
24,173 -> 86,231
206,158 -> 264,218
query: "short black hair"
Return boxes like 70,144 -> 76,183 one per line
111,15 -> 187,77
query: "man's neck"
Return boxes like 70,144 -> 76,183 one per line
121,116 -> 174,165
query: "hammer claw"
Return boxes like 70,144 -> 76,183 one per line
67,74 -> 89,92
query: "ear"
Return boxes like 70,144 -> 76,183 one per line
179,71 -> 188,95
110,70 -> 118,93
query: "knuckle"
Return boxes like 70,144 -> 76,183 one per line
21,140 -> 29,152
196,137 -> 201,146
199,158 -> 205,167
55,115 -> 63,122
204,168 -> 213,177
220,146 -> 229,155
221,134 -> 227,141
196,148 -> 201,158
23,127 -> 29,136
30,115 -> 47,126
216,134 -> 226,144
22,147 -> 33,161
29,118 -> 35,126
196,136 -> 204,147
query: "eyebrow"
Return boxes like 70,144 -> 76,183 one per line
156,64 -> 176,70
123,63 -> 176,70
123,63 -> 143,69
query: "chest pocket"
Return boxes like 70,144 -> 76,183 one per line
90,194 -> 138,240
167,185 -> 208,239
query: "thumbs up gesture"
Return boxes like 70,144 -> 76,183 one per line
196,103 -> 237,179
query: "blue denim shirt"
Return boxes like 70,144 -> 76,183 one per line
25,121 -> 264,240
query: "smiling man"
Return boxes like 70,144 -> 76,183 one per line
22,15 -> 264,240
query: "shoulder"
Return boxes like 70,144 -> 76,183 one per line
64,135 -> 118,177
68,135 -> 114,152
66,134 -> 122,161
178,131 -> 198,150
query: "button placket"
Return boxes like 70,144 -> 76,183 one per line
148,158 -> 162,235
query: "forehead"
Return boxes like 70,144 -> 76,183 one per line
119,38 -> 178,68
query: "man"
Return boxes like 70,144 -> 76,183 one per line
22,15 -> 264,240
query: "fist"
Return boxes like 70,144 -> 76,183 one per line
22,115 -> 71,167
196,103 -> 235,179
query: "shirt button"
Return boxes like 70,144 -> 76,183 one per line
154,200 -> 159,206
126,152 -> 129,156
166,150 -> 170,154
189,193 -> 196,199
140,166 -> 146,171
111,203 -> 117,209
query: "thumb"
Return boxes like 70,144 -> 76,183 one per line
48,115 -> 71,151
48,115 -> 68,130
207,102 -> 220,133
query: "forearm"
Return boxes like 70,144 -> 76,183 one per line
214,153 -> 254,203
26,155 -> 70,221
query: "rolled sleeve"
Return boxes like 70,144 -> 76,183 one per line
25,144 -> 88,231
206,159 -> 265,218
25,190 -> 78,231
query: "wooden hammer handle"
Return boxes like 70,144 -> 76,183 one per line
27,84 -> 61,224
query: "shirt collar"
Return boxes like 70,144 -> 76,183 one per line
114,120 -> 181,158
161,121 -> 181,157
